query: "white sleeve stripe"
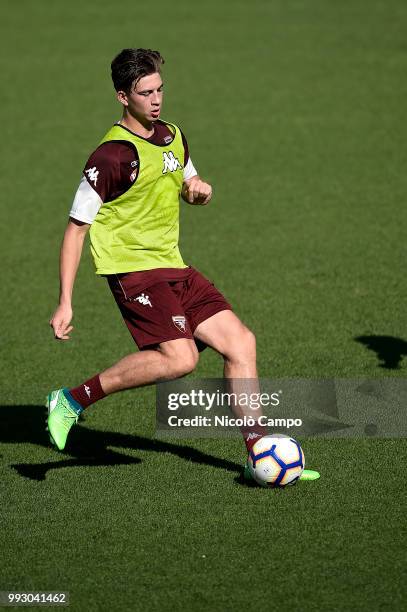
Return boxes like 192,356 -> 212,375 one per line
69,212 -> 94,224
69,176 -> 103,224
183,157 -> 198,181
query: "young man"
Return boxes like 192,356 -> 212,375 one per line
47,48 -> 266,462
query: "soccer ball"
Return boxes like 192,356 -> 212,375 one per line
247,435 -> 305,487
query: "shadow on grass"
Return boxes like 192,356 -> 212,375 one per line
0,405 -> 241,482
355,335 -> 407,370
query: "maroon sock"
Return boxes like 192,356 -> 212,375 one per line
241,422 -> 268,452
69,374 -> 106,410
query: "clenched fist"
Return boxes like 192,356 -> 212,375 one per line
182,176 -> 212,205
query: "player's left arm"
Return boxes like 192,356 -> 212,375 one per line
181,175 -> 213,205
179,128 -> 212,205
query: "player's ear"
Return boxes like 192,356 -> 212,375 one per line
117,90 -> 129,107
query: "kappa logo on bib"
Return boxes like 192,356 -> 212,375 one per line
162,151 -> 182,174
172,315 -> 187,332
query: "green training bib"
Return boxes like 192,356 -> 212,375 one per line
89,121 -> 187,274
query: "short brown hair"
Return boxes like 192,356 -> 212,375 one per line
111,48 -> 164,92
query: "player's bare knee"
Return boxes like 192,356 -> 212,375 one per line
178,350 -> 199,377
245,328 -> 256,356
225,326 -> 256,365
239,327 -> 256,362
168,353 -> 198,378
160,340 -> 199,378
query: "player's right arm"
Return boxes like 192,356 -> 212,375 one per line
51,140 -> 128,339
50,143 -> 113,340
50,139 -> 146,339
50,219 -> 90,340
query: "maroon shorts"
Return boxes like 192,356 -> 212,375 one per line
107,267 -> 232,350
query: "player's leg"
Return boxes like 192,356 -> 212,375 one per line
194,310 -> 257,377
97,278 -> 200,393
193,310 -> 267,450
179,269 -> 267,450
99,338 -> 198,394
47,279 -> 198,450
47,338 -> 198,451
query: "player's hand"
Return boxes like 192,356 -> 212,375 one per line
49,303 -> 74,340
182,176 -> 212,205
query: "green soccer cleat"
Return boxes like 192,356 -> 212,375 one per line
243,463 -> 320,484
243,462 -> 252,481
299,469 -> 321,481
46,388 -> 81,451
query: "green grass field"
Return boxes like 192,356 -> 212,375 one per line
1,0 -> 406,610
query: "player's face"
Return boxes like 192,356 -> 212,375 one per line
120,72 -> 163,123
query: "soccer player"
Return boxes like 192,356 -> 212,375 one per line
47,48 -> 266,463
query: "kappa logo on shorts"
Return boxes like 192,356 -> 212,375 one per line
172,315 -> 187,333
134,293 -> 152,307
